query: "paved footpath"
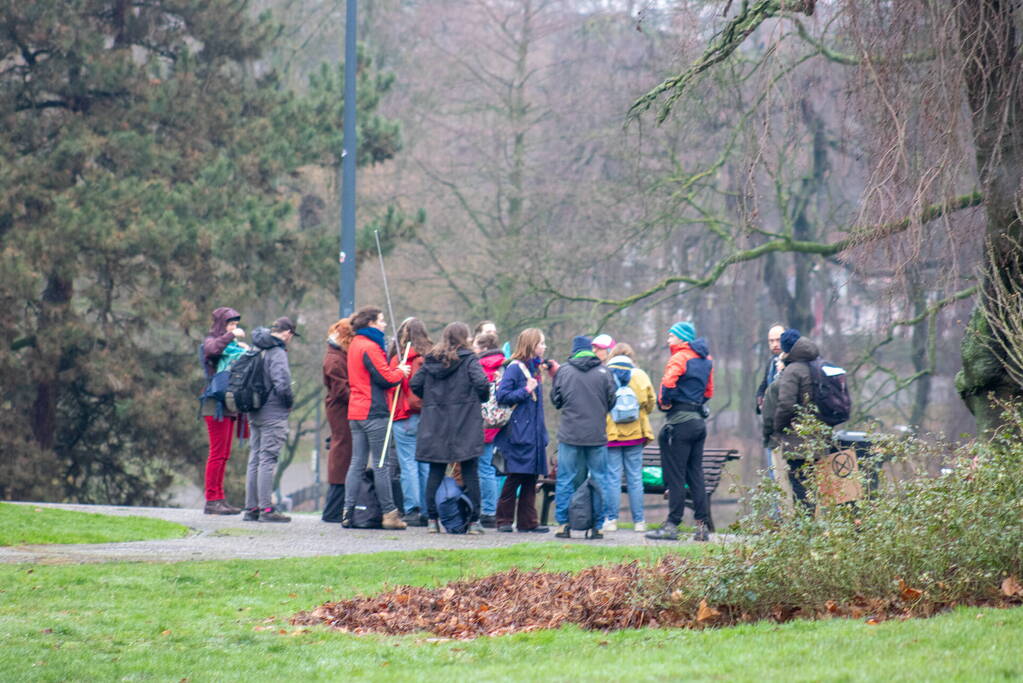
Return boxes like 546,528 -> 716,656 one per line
1,502 -> 708,564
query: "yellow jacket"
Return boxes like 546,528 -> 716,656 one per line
604,357 -> 656,443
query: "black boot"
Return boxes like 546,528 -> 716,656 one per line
341,507 -> 353,528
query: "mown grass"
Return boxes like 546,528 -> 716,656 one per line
0,503 -> 189,546
1,544 -> 1020,681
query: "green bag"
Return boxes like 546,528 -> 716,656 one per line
642,466 -> 663,488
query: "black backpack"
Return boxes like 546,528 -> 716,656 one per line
352,469 -> 383,528
806,359 -> 852,426
435,476 -> 474,534
224,348 -> 271,414
568,477 -> 604,537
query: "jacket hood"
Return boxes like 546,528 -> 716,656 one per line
670,338 -> 710,358
783,336 -> 819,364
252,327 -> 285,350
424,348 -> 474,378
207,307 -> 240,338
478,350 -> 505,373
567,354 -> 604,372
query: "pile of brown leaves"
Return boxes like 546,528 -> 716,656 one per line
291,559 -> 1023,639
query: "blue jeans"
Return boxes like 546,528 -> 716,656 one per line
605,444 -> 645,523
478,442 -> 498,516
554,443 -> 608,526
393,415 -> 428,514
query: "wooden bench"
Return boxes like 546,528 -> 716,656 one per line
537,445 -> 740,532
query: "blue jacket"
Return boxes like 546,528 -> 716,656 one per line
493,358 -> 548,475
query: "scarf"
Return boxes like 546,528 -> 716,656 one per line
355,327 -> 387,353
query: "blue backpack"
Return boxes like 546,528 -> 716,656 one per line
197,344 -> 231,419
435,476 -> 474,534
610,372 -> 640,423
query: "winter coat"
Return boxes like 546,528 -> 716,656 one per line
550,352 -> 616,447
322,341 -> 352,485
755,353 -> 783,413
761,378 -> 781,448
659,339 -> 714,409
391,349 -> 425,422
200,307 -> 241,418
411,348 -> 490,464
772,336 -> 822,452
347,330 -> 405,421
251,327 -> 293,421
604,355 -> 656,444
478,349 -> 507,444
493,357 -> 549,475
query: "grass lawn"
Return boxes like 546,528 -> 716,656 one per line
1,544 -> 1020,682
0,503 -> 190,546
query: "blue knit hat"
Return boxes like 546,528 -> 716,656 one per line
571,335 -> 593,355
780,328 -> 801,354
668,321 -> 696,343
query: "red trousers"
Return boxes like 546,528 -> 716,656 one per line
204,416 -> 236,501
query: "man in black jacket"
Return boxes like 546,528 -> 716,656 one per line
550,335 -> 616,538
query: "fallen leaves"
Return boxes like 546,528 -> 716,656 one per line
898,579 -> 923,602
1002,576 -> 1023,598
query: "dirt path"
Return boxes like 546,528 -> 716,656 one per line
0,502 -> 708,564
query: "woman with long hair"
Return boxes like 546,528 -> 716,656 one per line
344,306 -> 411,530
321,318 -> 354,523
492,328 -> 556,533
388,317 -> 433,526
411,322 -> 491,534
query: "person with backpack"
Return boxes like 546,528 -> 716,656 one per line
343,306 -> 411,530
551,335 -> 617,539
492,328 -> 556,533
646,322 -> 713,543
602,343 -> 656,533
474,330 -> 506,528
389,317 -> 432,527
321,318 -> 353,523
243,317 -> 300,523
199,306 -> 248,515
411,322 -> 492,534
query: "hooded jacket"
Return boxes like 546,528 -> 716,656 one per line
202,307 -> 241,379
478,349 -> 506,444
347,331 -> 405,421
251,327 -> 293,421
604,355 -> 656,444
322,340 -> 352,485
550,352 -> 616,446
494,357 -> 549,475
659,338 -> 714,409
773,336 -> 821,447
410,348 -> 490,464
391,348 -> 425,422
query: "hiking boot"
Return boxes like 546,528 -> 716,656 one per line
518,525 -> 549,533
258,507 -> 291,523
585,528 -> 604,540
242,507 -> 260,522
340,507 -> 353,528
403,508 -> 427,526
427,518 -> 441,533
645,523 -> 679,541
467,521 -> 485,535
693,520 -> 710,542
382,509 -> 407,530
602,518 -> 618,532
497,525 -> 514,533
555,525 -> 572,539
204,499 -> 242,515
479,514 -> 497,529
633,521 -> 647,533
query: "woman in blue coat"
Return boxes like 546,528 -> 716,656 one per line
493,328 -> 558,533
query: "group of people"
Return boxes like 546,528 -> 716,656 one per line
198,306 -> 718,541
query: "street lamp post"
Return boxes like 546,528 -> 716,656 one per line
339,0 -> 358,318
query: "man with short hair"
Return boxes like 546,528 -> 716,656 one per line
551,335 -> 617,539
243,317 -> 300,523
756,323 -> 786,481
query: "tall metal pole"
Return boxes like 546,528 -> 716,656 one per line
339,0 -> 358,318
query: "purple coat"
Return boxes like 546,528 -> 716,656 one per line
202,307 -> 240,379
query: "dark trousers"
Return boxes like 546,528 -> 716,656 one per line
495,473 -> 539,530
321,484 -> 345,523
425,458 -> 481,522
786,459 -> 815,511
659,420 -> 709,526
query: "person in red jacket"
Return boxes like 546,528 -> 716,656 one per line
342,306 -> 411,529
388,317 -> 432,526
321,318 -> 353,523
474,331 -> 505,527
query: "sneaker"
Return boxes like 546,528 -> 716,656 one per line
497,525 -> 514,533
427,518 -> 441,534
467,521 -> 485,535
693,520 -> 710,542
645,523 -> 679,541
403,508 -> 428,526
382,509 -> 407,530
555,525 -> 572,539
633,521 -> 648,533
341,508 -> 353,528
258,507 -> 291,523
242,507 -> 260,522
479,514 -> 497,529
603,519 -> 618,532
204,499 -> 242,515
518,525 -> 550,533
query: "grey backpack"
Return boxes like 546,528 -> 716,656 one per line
568,477 -> 604,537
